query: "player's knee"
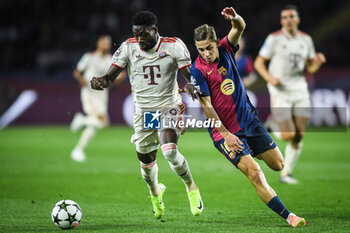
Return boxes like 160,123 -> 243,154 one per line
294,131 -> 304,142
137,151 -> 157,164
161,143 -> 178,165
97,115 -> 109,128
281,131 -> 295,141
248,168 -> 264,186
271,160 -> 284,171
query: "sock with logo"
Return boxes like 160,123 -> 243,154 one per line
267,196 -> 291,219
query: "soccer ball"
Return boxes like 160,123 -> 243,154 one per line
51,200 -> 82,229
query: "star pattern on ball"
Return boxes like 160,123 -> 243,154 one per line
59,200 -> 71,211
66,212 -> 78,225
52,213 -> 61,225
73,203 -> 81,212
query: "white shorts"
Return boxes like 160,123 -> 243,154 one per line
270,90 -> 311,122
131,102 -> 186,154
81,87 -> 108,116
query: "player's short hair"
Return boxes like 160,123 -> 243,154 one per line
97,35 -> 111,42
132,11 -> 157,26
281,4 -> 299,15
193,24 -> 217,42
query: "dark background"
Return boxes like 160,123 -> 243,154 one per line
0,0 -> 349,125
0,0 -> 349,75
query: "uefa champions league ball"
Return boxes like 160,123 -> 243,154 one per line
51,200 -> 82,229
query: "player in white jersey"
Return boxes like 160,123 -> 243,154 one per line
254,5 -> 326,184
91,11 -> 203,219
70,35 -> 127,162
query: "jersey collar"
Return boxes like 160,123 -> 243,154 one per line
142,34 -> 161,54
282,28 -> 300,39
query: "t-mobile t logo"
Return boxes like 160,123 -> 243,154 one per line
143,65 -> 161,85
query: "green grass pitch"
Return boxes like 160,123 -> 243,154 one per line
0,126 -> 350,232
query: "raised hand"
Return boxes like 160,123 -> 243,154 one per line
221,7 -> 238,20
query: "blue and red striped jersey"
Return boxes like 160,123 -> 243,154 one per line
190,36 -> 257,142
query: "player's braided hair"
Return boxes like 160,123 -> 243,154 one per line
132,11 -> 157,26
193,24 -> 217,42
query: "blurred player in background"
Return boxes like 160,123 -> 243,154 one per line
70,35 -> 127,162
191,7 -> 306,227
236,37 -> 257,106
254,5 -> 326,184
91,11 -> 203,219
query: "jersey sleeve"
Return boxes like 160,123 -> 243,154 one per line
258,34 -> 274,60
190,66 -> 210,97
111,42 -> 128,68
174,38 -> 192,69
219,36 -> 239,55
76,53 -> 90,72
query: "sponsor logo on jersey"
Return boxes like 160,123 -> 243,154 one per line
143,110 -> 161,129
159,52 -> 167,57
218,66 -> 227,77
220,79 -> 235,95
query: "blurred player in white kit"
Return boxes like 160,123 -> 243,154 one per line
254,5 -> 326,184
70,35 -> 126,162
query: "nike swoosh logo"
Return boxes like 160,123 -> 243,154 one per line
269,141 -> 274,146
280,208 -> 285,215
197,198 -> 203,210
207,69 -> 213,75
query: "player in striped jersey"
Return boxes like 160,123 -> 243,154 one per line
191,7 -> 306,227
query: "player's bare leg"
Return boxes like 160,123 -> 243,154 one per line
160,128 -> 203,216
238,155 -> 276,202
71,114 -> 108,162
137,150 -> 165,219
279,116 -> 307,183
237,154 -> 305,227
256,147 -> 284,171
278,119 -> 296,142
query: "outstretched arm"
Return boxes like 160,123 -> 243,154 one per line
221,7 -> 246,46
306,52 -> 326,74
73,69 -> 87,87
199,96 -> 243,153
180,66 -> 202,101
113,70 -> 127,87
91,65 -> 123,90
254,56 -> 281,86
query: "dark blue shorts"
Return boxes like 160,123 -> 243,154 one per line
212,118 -> 277,168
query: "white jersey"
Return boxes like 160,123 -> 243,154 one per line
76,52 -> 112,115
111,36 -> 191,113
77,52 -> 112,91
259,29 -> 316,95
